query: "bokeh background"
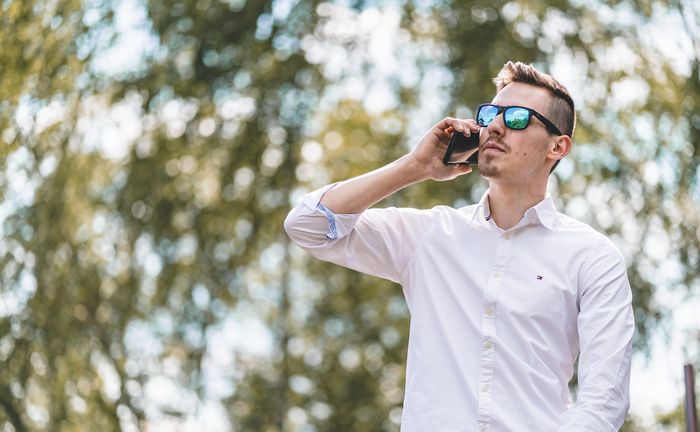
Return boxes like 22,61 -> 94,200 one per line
1,0 -> 699,430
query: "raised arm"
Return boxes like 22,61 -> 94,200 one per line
284,117 -> 478,284
319,117 -> 478,214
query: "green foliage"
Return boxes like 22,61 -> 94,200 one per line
655,400 -> 686,429
1,0 -> 699,430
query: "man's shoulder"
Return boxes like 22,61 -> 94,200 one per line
555,212 -> 624,257
556,212 -> 599,232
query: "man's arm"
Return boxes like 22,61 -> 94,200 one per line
319,117 -> 477,214
555,238 -> 635,431
284,118 -> 478,283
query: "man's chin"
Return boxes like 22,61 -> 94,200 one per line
478,160 -> 501,178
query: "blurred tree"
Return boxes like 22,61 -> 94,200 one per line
0,1 -> 121,431
3,0 -> 327,429
655,399 -> 687,431
1,0 -> 699,431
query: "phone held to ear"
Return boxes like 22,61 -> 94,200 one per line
442,130 -> 479,165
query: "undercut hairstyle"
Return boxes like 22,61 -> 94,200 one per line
493,61 -> 576,137
493,62 -> 575,173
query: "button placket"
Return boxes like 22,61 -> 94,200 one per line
477,235 -> 513,430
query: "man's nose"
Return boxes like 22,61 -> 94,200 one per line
485,113 -> 506,137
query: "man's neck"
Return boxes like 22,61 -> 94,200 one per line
486,181 -> 547,230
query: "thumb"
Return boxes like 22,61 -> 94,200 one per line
453,164 -> 473,176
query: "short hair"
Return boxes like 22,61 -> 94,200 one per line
493,62 -> 576,173
493,61 -> 575,136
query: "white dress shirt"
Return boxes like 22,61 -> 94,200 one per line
284,183 -> 634,432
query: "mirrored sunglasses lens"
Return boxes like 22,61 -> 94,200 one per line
478,105 -> 498,126
505,107 -> 530,129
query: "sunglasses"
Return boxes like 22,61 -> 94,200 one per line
476,104 -> 564,136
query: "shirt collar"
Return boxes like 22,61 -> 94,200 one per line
468,191 -> 491,224
471,190 -> 558,230
528,195 -> 558,230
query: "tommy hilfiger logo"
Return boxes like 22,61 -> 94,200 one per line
536,275 -> 543,280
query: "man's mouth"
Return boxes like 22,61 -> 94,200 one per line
481,142 -> 506,153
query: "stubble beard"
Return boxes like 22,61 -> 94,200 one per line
478,141 -> 509,178
478,157 -> 500,178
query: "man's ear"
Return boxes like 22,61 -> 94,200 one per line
548,135 -> 572,162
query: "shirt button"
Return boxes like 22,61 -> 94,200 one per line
483,341 -> 492,349
485,306 -> 493,316
480,425 -> 488,432
503,233 -> 510,240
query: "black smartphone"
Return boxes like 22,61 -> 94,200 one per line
442,130 -> 479,165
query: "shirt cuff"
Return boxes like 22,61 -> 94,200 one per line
316,203 -> 339,239
298,183 -> 362,240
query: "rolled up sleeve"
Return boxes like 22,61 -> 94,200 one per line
556,238 -> 635,431
283,184 -> 435,284
284,183 -> 363,241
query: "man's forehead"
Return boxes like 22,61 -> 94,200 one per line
491,82 -> 550,111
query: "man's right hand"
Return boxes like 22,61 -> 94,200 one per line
410,117 -> 480,181
319,117 -> 479,214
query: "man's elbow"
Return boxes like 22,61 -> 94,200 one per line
283,209 -> 302,243
283,207 -> 328,249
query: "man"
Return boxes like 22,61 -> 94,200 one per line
284,61 -> 634,431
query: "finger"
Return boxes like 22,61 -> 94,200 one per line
434,117 -> 462,133
431,126 -> 451,142
453,164 -> 473,175
454,119 -> 472,136
432,125 -> 458,142
454,119 -> 480,136
465,119 -> 480,133
432,117 -> 472,143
